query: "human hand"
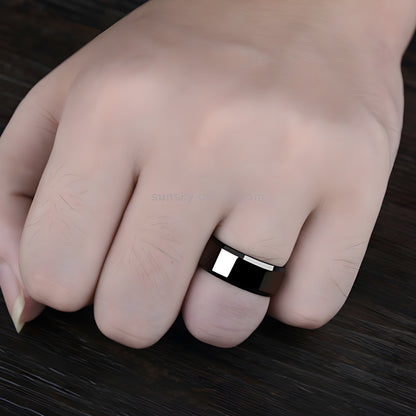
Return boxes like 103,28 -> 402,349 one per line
0,0 -> 414,347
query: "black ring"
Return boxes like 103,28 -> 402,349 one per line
198,236 -> 285,297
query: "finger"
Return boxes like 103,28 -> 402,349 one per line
182,186 -> 314,348
0,77 -> 63,331
18,78 -> 138,312
0,45 -> 86,331
268,178 -> 388,329
93,156 -> 228,349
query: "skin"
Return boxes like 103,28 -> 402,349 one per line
0,0 -> 415,348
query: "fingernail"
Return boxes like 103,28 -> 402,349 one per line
11,291 -> 25,333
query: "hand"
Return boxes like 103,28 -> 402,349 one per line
0,0 -> 413,347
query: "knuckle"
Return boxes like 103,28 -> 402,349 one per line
94,304 -> 163,349
22,174 -> 87,242
336,121 -> 393,187
195,94 -> 252,145
183,282 -> 265,348
69,63 -> 163,154
130,220 -> 183,279
22,271 -> 82,312
20,227 -> 90,312
11,82 -> 58,137
22,78 -> 50,106
76,61 -> 161,110
355,130 -> 391,174
185,316 -> 245,348
217,228 -> 291,267
123,242 -> 172,291
193,95 -> 291,178
275,304 -> 331,330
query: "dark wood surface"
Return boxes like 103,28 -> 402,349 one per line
1,2 -> 415,415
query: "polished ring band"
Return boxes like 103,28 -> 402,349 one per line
198,236 -> 285,297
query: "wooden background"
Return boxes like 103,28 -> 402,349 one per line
0,1 -> 415,415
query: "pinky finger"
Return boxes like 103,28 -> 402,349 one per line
269,184 -> 387,329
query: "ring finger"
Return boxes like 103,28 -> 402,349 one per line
182,185 -> 315,348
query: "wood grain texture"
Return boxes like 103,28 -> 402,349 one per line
0,2 -> 415,415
